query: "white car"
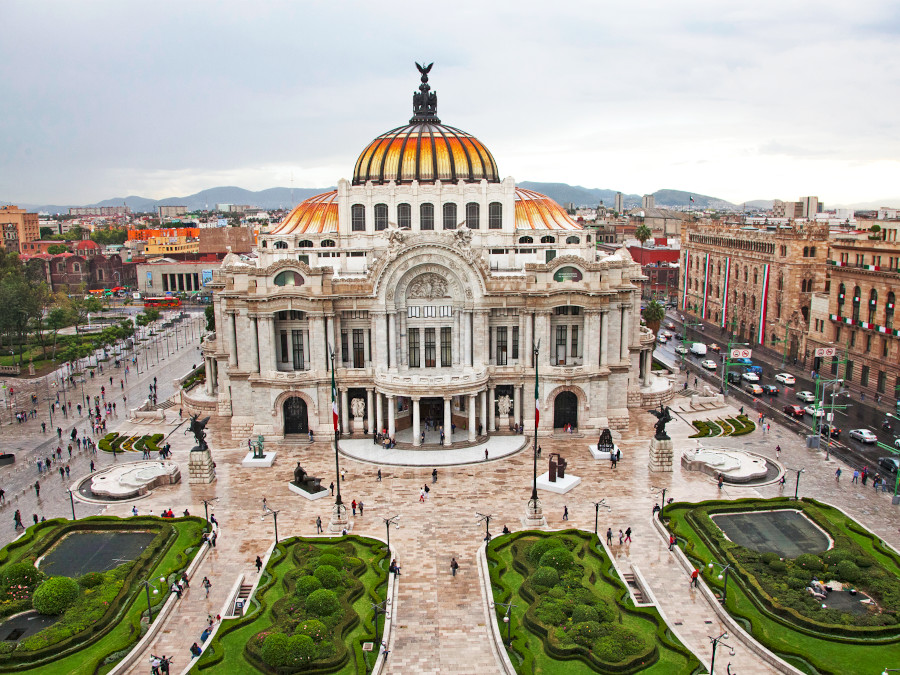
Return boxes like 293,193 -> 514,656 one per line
796,390 -> 816,402
666,322 -> 676,330
745,383 -> 763,395
701,359 -> 717,370
675,345 -> 688,355
804,405 -> 825,418
663,330 -> 673,338
657,334 -> 668,344
894,438 -> 900,450
849,429 -> 877,444
741,372 -> 760,383
775,373 -> 796,385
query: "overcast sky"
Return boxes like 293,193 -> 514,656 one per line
2,0 -> 899,207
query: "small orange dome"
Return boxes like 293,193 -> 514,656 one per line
75,239 -> 101,250
514,189 -> 582,230
270,191 -> 338,235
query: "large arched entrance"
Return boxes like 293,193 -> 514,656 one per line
553,391 -> 578,429
283,397 -> 309,435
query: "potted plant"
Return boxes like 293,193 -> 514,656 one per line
642,299 -> 665,335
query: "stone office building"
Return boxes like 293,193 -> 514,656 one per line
196,68 -> 660,444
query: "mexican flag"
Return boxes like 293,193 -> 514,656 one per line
331,365 -> 339,431
534,357 -> 540,430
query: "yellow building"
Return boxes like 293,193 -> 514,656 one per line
143,234 -> 200,255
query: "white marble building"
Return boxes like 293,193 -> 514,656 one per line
196,68 -> 663,445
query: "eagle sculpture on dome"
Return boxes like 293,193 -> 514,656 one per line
416,61 -> 433,81
412,62 -> 439,122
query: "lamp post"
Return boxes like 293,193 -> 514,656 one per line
382,515 -> 400,554
200,497 -> 219,524
328,349 -> 347,532
526,340 -> 544,526
707,560 -> 734,604
262,507 -> 280,544
591,499 -> 610,537
491,600 -> 518,645
786,466 -> 805,500
139,577 -> 167,624
371,599 -> 389,653
476,512 -> 493,542
66,488 -> 77,521
651,486 -> 668,517
708,631 -> 734,675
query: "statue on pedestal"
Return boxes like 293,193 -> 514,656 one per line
647,403 -> 673,441
186,414 -> 210,452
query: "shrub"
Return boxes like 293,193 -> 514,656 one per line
548,587 -> 566,599
768,560 -> 787,573
317,554 -> 343,569
295,618 -> 328,641
539,548 -> 574,572
594,599 -> 617,623
594,624 -> 647,662
290,634 -> 316,663
794,554 -> 824,571
535,599 -> 566,625
33,576 -> 80,615
786,577 -> 808,590
760,552 -> 780,564
531,566 -> 559,589
261,633 -> 292,668
306,588 -> 340,617
822,548 -> 855,565
78,572 -> 104,589
837,560 -> 861,583
571,604 -> 599,623
527,538 -> 566,566
294,575 -> 323,597
571,620 -> 602,646
2,562 -> 44,589
313,564 -> 342,589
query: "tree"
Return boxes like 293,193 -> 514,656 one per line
47,244 -> 68,255
205,304 -> 215,332
642,300 -> 666,335
68,290 -> 103,334
91,228 -> 128,246
40,227 -> 55,239
634,224 -> 652,267
46,306 -> 73,360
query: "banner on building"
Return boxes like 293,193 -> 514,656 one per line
681,251 -> 690,310
146,271 -> 152,287
720,257 -> 730,328
757,263 -> 770,344
201,269 -> 213,286
701,253 -> 711,319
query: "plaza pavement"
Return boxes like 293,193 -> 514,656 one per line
5,357 -> 900,673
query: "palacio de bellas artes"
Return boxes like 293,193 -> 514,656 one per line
195,65 -> 663,447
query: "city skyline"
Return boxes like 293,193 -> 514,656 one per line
2,0 -> 900,207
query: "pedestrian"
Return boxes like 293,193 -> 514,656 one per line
41,422 -> 46,433
90,459 -> 95,472
775,445 -> 781,459
201,577 -> 211,597
329,482 -> 334,496
316,516 -> 323,533
625,527 -> 632,543
13,510 -> 23,530
32,514 -> 38,525
690,568 -> 699,588
65,465 -> 70,478
190,642 -> 202,658
389,559 -> 401,576
377,469 -> 382,482
852,469 -> 859,484
210,531 -> 217,547
181,571 -> 190,588
340,468 -> 346,482
171,582 -> 182,599
351,500 -> 357,516
359,501 -> 364,516
835,467 -> 842,481
34,481 -> 39,498
210,514 -> 218,526
419,488 -> 426,503
668,534 -> 676,551
132,506 -> 138,516
717,474 -> 724,489
450,557 -> 459,577
606,528 -> 613,546
563,505 -> 568,521
255,556 -> 263,573
618,529 -> 624,545
484,449 -> 489,461
423,483 -> 430,499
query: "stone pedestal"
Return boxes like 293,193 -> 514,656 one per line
523,497 -> 547,528
328,502 -> 350,533
241,451 -> 277,468
648,437 -> 674,472
188,448 -> 216,484
536,471 -> 582,494
352,416 -> 365,434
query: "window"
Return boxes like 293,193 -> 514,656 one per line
291,330 -> 305,370
397,203 -> 411,229
352,329 -> 365,368
541,235 -> 556,244
555,325 -> 567,365
837,283 -> 846,312
835,326 -> 842,342
424,328 -> 436,367
571,325 -> 579,357
420,203 -> 434,230
518,236 -> 533,244
512,326 -> 519,360
878,371 -> 887,394
861,365 -> 869,388
321,239 -> 336,247
351,204 -> 366,231
884,338 -> 890,358
340,330 -> 349,364
810,246 -> 816,257
441,327 -> 452,365
850,331 -> 856,347
409,328 -> 420,367
496,326 -> 507,365
443,203 -> 457,230
754,269 -> 758,284
566,236 -> 580,244
488,202 -> 502,229
374,203 -> 388,231
803,246 -> 809,257
852,286 -> 861,321
274,240 -> 288,249
868,288 -> 878,323
274,271 -> 303,287
280,331 -> 289,363
298,240 -> 313,248
466,202 -> 480,229
866,334 -> 872,353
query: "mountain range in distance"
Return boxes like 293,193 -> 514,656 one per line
12,183 -> 898,214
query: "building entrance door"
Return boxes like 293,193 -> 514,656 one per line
421,398 -> 443,431
283,397 -> 308,435
553,391 -> 577,429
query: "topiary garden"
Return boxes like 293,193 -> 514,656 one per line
98,432 -> 164,454
666,497 -> 900,674
488,530 -> 701,674
192,536 -> 388,674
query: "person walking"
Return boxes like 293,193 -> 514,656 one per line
358,501 -> 364,516
484,449 -> 489,461
668,534 -> 676,551
450,557 -> 459,577
351,500 -> 357,516
624,527 -> 632,543
181,572 -> 190,588
618,529 -> 624,545
835,467 -> 842,481
255,556 -> 263,573
852,469 -> 859,484
316,516 -> 323,533
775,445 -> 781,459
690,568 -> 699,588
419,488 -> 426,503
377,469 -> 382,482
33,481 -> 39,498
90,460 -> 95,472
329,482 -> 335,496
171,582 -> 182,599
563,505 -> 568,521
606,528 -> 613,546
13,510 -> 23,530
202,577 -> 211,598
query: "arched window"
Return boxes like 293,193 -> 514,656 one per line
753,269 -> 758,284
297,240 -> 313,248
751,296 -> 756,310
374,203 -> 388,231
321,239 -> 336,248
518,236 -> 533,244
541,235 -> 556,244
717,262 -> 721,276
778,273 -> 783,290
771,333 -> 777,346
397,203 -> 411,229
803,246 -> 809,257
742,292 -> 747,307
262,240 -> 268,248
420,203 -> 434,230
852,286 -> 861,321
274,241 -> 289,249
443,203 -> 457,230
465,202 -> 480,229
801,306 -> 809,322
488,202 -> 502,229
886,291 -> 895,328
743,267 -> 748,282
869,288 -> 878,323
810,246 -> 816,257
566,236 -> 580,244
351,204 -> 365,232
274,271 -> 303,287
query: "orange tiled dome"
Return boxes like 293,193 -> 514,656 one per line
514,188 -> 582,230
270,191 -> 338,235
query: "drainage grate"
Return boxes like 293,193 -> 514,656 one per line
5,629 -> 25,641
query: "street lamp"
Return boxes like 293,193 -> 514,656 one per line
526,340 -> 543,525
707,560 -> 734,604
786,466 -> 805,500
490,600 -> 518,645
476,512 -> 493,542
651,485 -> 668,517
591,499 -> 611,537
200,497 -> 219,524
708,631 -> 735,675
371,599 -> 390,653
139,577 -> 168,624
382,515 -> 400,554
328,348 -> 346,531
261,506 -> 280,544
66,488 -> 77,521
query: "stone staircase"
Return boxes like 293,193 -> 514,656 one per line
622,572 -> 646,604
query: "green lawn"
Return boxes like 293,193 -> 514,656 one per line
0,516 -> 206,674
488,530 -> 702,674
192,535 -> 388,674
666,498 -> 900,675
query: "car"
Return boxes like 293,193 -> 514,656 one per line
701,359 -> 717,370
708,343 -> 721,352
820,424 -> 841,438
879,456 -> 900,475
783,404 -> 805,418
761,384 -> 779,396
690,342 -> 708,356
895,438 -> 900,450
741,372 -> 760,383
663,330 -> 673,338
666,322 -> 676,330
732,357 -> 753,366
849,429 -> 878,444
726,371 -> 742,385
656,334 -> 668,344
775,373 -> 796,385
744,383 -> 763,395
804,405 -> 825,418
675,344 -> 688,355
796,390 -> 816,402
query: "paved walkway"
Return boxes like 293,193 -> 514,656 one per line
340,435 -> 527,466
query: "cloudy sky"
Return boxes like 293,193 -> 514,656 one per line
2,0 -> 899,207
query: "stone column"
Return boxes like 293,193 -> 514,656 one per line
584,310 -> 599,368
372,313 -> 386,369
325,313 -> 336,362
468,394 -> 477,442
269,316 -> 278,369
443,396 -> 452,446
620,305 -> 631,362
463,310 -> 473,367
211,360 -> 218,394
474,310 -> 489,368
453,310 -> 461,366
387,313 -> 397,369
488,385 -> 496,432
387,395 -> 396,438
205,357 -> 214,395
534,311 -> 550,365
607,305 -> 620,366
412,398 -> 421,446
480,390 -> 488,437
399,313 -> 408,367
523,311 -> 533,367
227,311 -> 238,367
308,314 -> 324,371
600,309 -> 609,366
514,386 -> 522,426
334,312 -> 343,365
642,351 -> 652,386
249,316 -> 260,373
366,389 -> 374,435
340,389 -> 350,435
376,392 -> 384,435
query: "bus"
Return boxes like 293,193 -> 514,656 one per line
144,297 -> 182,308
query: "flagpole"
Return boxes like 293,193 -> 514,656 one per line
526,339 -> 544,526
329,349 -> 346,532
